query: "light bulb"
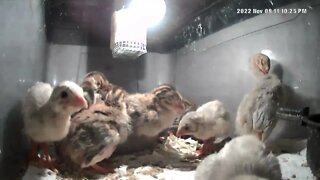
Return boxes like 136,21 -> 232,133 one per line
128,0 -> 166,28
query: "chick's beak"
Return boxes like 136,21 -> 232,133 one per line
72,95 -> 88,108
259,66 -> 269,75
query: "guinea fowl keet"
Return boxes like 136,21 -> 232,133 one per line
22,81 -> 87,170
177,100 -> 231,157
235,53 -> 283,141
195,135 -> 282,180
125,84 -> 186,138
59,97 -> 131,174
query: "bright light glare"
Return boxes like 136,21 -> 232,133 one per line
261,49 -> 276,60
128,0 -> 166,28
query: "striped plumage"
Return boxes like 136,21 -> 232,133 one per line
81,71 -> 108,91
98,83 -> 128,104
173,98 -> 197,126
151,84 -> 185,114
151,84 -> 179,97
125,84 -> 186,137
81,71 -> 128,105
59,98 -> 131,172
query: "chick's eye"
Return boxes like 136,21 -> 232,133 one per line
60,91 -> 68,99
184,125 -> 190,131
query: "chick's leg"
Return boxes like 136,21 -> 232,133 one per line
196,137 -> 216,157
37,143 -> 59,171
39,143 -> 51,161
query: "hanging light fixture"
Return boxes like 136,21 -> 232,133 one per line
110,0 -> 166,59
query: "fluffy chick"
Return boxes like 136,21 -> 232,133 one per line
59,98 -> 131,174
81,71 -> 109,91
125,84 -> 186,137
236,53 -> 283,141
176,100 -> 231,157
22,81 -> 87,170
81,71 -> 128,105
81,71 -> 108,106
195,135 -> 281,180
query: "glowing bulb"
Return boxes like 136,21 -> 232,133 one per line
128,0 -> 166,28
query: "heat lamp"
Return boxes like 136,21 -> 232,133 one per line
110,0 -> 166,59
